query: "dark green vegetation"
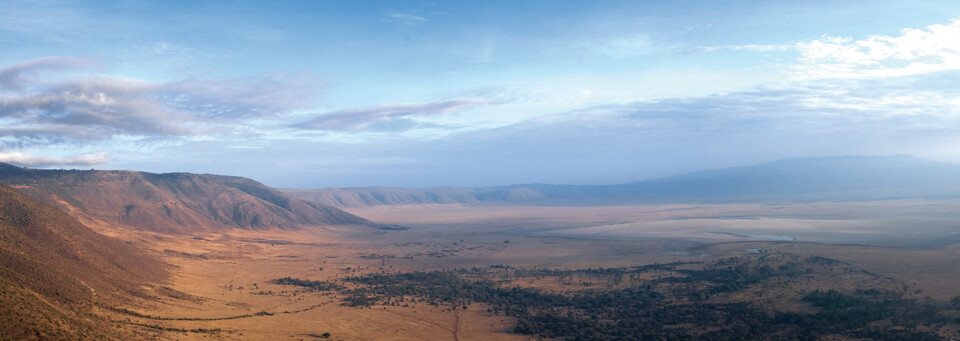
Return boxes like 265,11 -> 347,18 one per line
276,253 -> 960,340
273,277 -> 344,291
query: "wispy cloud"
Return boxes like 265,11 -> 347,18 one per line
0,57 -> 323,146
578,36 -> 657,59
605,73 -> 957,135
161,73 -> 322,118
296,98 -> 496,132
384,13 -> 431,24
685,23 -> 713,31
151,41 -> 192,55
0,151 -> 109,167
0,56 -> 96,90
691,44 -> 793,53
460,70 -> 960,166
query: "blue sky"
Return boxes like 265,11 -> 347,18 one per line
1,1 -> 959,188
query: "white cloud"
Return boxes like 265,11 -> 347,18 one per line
794,18 -> 960,79
690,18 -> 960,80
0,151 -> 109,167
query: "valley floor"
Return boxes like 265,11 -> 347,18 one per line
91,201 -> 960,340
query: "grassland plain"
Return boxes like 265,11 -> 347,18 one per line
75,201 -> 960,340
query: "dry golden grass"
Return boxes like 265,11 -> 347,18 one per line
99,226 -> 536,340
84,201 -> 960,339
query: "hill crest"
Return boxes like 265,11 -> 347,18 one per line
0,163 -> 371,234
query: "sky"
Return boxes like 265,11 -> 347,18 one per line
1,0 -> 959,188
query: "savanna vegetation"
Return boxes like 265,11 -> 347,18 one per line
275,252 -> 960,340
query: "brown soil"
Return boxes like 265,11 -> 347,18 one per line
4,189 -> 960,339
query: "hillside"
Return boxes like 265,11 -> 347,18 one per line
0,163 -> 371,234
285,155 -> 960,207
0,184 -> 166,340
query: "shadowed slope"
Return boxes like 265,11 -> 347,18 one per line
0,164 -> 370,234
0,184 -> 166,340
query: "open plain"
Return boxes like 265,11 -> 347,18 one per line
83,200 -> 960,340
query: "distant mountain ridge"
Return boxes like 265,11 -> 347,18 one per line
284,155 -> 960,207
0,163 -> 372,234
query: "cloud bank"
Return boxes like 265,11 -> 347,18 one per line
177,68 -> 960,189
0,151 -> 109,167
389,71 -> 960,185
0,57 -> 323,146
